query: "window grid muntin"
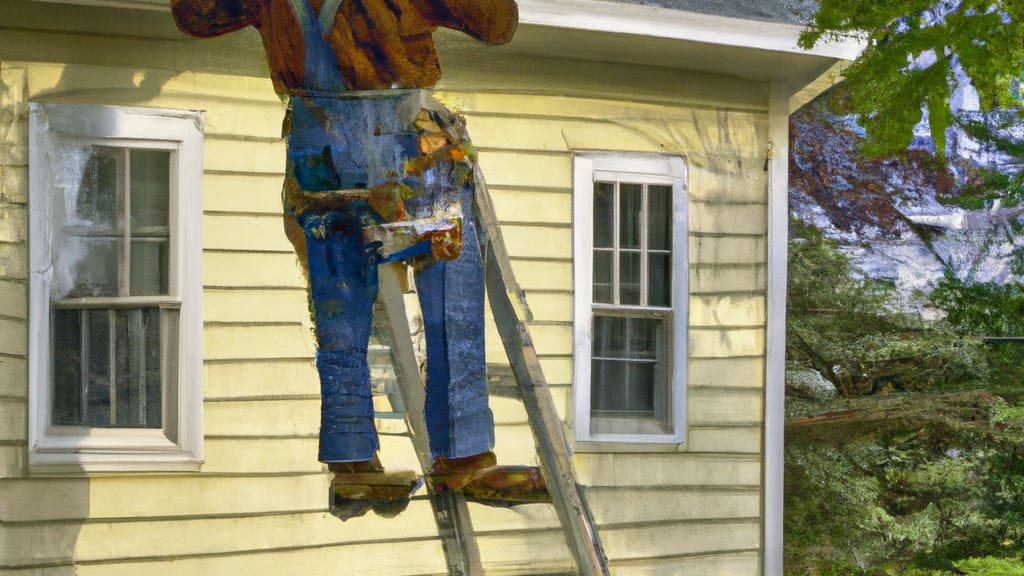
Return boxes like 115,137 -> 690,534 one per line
594,180 -> 672,309
50,144 -> 176,430
591,178 -> 673,424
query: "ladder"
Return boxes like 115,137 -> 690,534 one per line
371,169 -> 611,576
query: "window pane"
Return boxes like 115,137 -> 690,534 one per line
623,361 -> 655,413
648,253 -> 671,307
57,237 -> 118,298
619,183 -> 642,249
131,240 -> 169,296
593,250 -> 613,304
591,316 -> 666,419
130,150 -> 170,230
85,310 -> 112,426
61,146 -> 120,232
627,317 -> 660,361
146,309 -> 164,427
591,359 -> 627,413
647,185 -> 672,251
593,182 -> 615,249
592,315 -> 626,358
52,309 -> 83,425
114,308 -> 162,428
620,251 -> 641,305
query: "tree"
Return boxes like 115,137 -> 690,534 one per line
800,0 -> 1024,158
787,218 -> 987,396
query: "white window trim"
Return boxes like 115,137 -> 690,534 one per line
573,152 -> 688,445
28,103 -> 204,473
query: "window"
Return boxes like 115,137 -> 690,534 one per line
573,153 -> 687,444
29,103 -> 203,472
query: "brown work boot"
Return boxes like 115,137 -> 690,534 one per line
428,451 -> 550,507
329,453 -> 423,520
428,450 -> 498,491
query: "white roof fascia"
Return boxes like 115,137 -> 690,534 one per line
517,0 -> 863,61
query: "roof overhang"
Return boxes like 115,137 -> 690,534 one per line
506,0 -> 862,93
28,0 -> 863,97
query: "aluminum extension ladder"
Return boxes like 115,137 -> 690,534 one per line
372,169 -> 611,576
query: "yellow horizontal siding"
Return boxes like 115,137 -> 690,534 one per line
0,445 -> 26,479
689,357 -> 765,389
689,328 -> 766,359
575,454 -> 761,488
1,166 -> 28,204
205,399 -> 319,437
689,165 -> 770,204
689,264 -> 767,294
0,398 -> 26,442
518,291 -> 572,324
690,201 -> 768,236
0,355 -> 27,399
203,213 -> 294,253
0,317 -> 26,357
691,236 -> 767,266
475,530 -> 574,574
204,359 -> 317,400
508,259 -> 571,292
688,389 -> 764,427
204,323 -> 314,361
690,294 -> 767,327
0,475 -> 331,522
609,551 -> 760,576
600,521 -> 760,560
66,508 -> 436,562
492,423 -> 541,467
0,280 -> 27,320
203,173 -> 286,214
587,488 -> 760,524
203,137 -> 286,175
203,252 -> 305,289
204,289 -> 309,324
71,540 -> 448,576
687,426 -> 762,454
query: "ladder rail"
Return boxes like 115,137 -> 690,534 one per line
472,169 -> 612,576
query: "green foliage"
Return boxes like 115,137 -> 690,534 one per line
929,275 -> 1024,389
953,556 -> 1024,575
786,393 -> 1024,574
800,0 -> 1024,157
930,275 -> 1024,337
787,219 -> 988,396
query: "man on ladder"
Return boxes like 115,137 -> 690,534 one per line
172,0 -> 547,509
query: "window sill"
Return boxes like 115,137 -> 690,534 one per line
572,439 -> 685,453
29,454 -> 204,476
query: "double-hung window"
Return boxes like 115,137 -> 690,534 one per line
29,103 -> 203,472
573,153 -> 687,444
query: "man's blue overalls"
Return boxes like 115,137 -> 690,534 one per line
282,0 -> 494,463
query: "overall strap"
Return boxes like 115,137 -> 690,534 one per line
286,0 -> 348,93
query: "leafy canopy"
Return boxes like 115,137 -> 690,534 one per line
799,0 -> 1024,157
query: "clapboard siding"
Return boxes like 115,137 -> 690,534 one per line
608,551 -> 761,575
70,540 -> 449,576
0,0 -> 776,570
204,358 -> 318,400
0,64 -> 29,483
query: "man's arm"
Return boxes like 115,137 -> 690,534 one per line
171,0 -> 261,38
418,0 -> 518,45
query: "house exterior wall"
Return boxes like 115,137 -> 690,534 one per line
0,2 -> 770,574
